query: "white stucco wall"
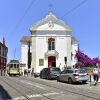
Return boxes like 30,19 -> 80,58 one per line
21,38 -> 78,73
21,42 -> 32,73
56,36 -> 67,70
71,42 -> 78,65
36,37 -> 47,73
33,30 -> 71,73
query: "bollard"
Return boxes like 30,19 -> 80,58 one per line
90,75 -> 91,86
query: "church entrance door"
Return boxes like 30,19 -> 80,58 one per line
48,56 -> 56,67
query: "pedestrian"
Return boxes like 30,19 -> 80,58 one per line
93,66 -> 100,85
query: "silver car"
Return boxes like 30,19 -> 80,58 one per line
57,68 -> 89,84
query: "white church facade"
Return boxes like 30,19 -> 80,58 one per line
21,11 -> 78,74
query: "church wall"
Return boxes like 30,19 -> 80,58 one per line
56,36 -> 67,70
67,36 -> 71,66
35,36 -> 47,73
21,42 -> 28,70
33,31 -> 72,72
21,42 -> 32,73
71,42 -> 78,65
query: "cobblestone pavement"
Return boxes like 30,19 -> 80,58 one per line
0,76 -> 100,100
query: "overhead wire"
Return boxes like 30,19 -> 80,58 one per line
60,0 -> 88,19
43,0 -> 88,30
7,0 -> 87,40
7,0 -> 37,41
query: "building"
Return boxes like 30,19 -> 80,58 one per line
21,11 -> 78,75
0,37 -> 8,76
20,37 -> 32,75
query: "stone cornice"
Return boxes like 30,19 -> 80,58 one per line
31,35 -> 71,37
30,30 -> 71,32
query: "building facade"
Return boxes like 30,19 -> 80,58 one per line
0,38 -> 8,76
21,11 -> 78,74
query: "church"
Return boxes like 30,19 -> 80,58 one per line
21,11 -> 78,75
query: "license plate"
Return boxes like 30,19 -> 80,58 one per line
81,75 -> 85,77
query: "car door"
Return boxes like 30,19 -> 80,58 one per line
44,68 -> 48,78
40,69 -> 45,78
66,70 -> 73,81
62,70 -> 69,82
59,70 -> 68,81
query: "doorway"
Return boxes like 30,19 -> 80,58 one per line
48,56 -> 56,67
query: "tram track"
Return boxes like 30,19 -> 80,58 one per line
0,77 -> 58,100
0,77 -> 33,100
16,77 -> 100,100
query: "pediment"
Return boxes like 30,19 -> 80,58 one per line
30,12 -> 72,32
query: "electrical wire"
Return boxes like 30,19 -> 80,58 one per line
7,0 -> 37,41
60,0 -> 88,19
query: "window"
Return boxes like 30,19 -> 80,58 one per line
1,47 -> 3,56
1,58 -> 3,63
48,38 -> 55,50
67,70 -> 73,73
61,70 -> 68,74
17,64 -> 19,68
75,70 -> 86,73
50,68 -> 60,71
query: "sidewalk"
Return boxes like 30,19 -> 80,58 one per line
89,75 -> 100,83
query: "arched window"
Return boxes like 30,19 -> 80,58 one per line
48,38 -> 55,50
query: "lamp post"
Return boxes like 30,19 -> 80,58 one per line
96,61 -> 98,67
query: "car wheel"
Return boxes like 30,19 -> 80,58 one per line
68,78 -> 73,84
47,76 -> 50,80
57,77 -> 60,82
82,81 -> 87,84
40,74 -> 43,79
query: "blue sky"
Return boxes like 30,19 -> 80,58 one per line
0,0 -> 100,62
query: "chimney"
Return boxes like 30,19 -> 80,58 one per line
3,37 -> 5,46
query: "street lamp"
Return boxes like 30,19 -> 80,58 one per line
96,61 -> 98,67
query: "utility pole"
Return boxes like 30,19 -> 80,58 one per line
14,48 -> 16,59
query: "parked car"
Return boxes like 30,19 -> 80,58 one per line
57,68 -> 89,84
40,67 -> 61,79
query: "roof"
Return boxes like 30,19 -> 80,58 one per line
20,36 -> 32,42
8,60 -> 20,64
30,11 -> 72,32
0,42 -> 8,53
71,36 -> 78,42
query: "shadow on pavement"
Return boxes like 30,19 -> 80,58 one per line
58,81 -> 88,85
0,85 -> 12,100
71,82 -> 88,85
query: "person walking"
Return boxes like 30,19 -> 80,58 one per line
93,66 -> 100,85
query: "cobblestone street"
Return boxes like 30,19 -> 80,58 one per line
0,76 -> 100,100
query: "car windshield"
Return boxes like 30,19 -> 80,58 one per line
75,70 -> 86,73
50,68 -> 61,71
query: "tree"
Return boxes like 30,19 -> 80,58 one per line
28,41 -> 31,69
75,49 -> 100,67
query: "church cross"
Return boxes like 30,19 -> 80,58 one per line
49,4 -> 53,14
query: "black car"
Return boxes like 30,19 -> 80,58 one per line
40,67 -> 61,79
